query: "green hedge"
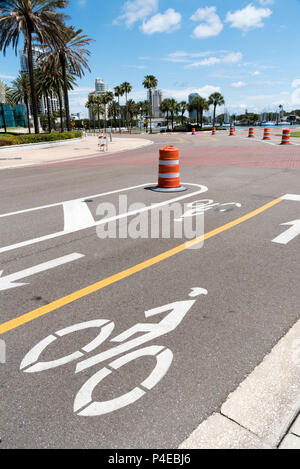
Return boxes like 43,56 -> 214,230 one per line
0,131 -> 82,147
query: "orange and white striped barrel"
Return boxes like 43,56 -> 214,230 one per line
151,146 -> 186,192
248,127 -> 255,138
112,129 -> 116,135
263,127 -> 271,140
281,129 -> 291,145
229,126 -> 235,136
192,128 -> 196,135
212,127 -> 217,135
98,135 -> 107,152
130,129 -> 132,135
158,146 -> 181,189
120,129 -> 123,135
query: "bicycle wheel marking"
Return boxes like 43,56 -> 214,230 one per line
20,288 -> 207,417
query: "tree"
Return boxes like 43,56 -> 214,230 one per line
120,82 -> 132,129
10,73 -> 32,133
114,85 -> 124,131
189,97 -> 209,128
0,85 -> 14,133
0,0 -> 68,134
108,100 -> 120,128
142,75 -> 158,133
160,99 -> 172,130
101,91 -> 114,132
85,95 -> 97,131
169,99 -> 180,130
179,101 -> 188,126
208,92 -> 225,128
125,99 -> 136,128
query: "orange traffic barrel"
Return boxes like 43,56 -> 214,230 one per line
192,128 -> 196,136
248,127 -> 255,138
229,126 -> 235,136
150,145 -> 187,192
263,128 -> 271,140
120,129 -> 123,135
113,129 -> 116,134
130,129 -> 132,135
281,129 -> 291,145
212,127 -> 217,135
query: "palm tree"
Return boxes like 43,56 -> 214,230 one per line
169,99 -> 180,130
101,91 -> 114,132
160,99 -> 172,130
179,101 -> 188,127
208,92 -> 225,128
40,26 -> 92,132
35,67 -> 55,133
125,99 -> 136,128
0,85 -> 13,133
142,75 -> 158,133
85,95 -> 96,131
108,100 -> 120,129
36,62 -> 75,133
189,97 -> 209,128
114,85 -> 124,131
10,73 -> 32,133
0,0 -> 68,134
120,82 -> 132,129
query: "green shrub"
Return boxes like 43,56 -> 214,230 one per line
0,131 -> 82,146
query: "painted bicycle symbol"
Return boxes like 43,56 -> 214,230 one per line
20,287 -> 208,417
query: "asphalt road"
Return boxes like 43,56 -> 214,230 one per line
1,131 -> 300,448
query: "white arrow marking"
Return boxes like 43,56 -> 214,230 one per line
0,253 -> 84,291
272,220 -> 300,245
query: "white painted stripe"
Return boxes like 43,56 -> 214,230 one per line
281,194 -> 300,201
0,183 -> 208,254
159,160 -> 179,165
159,173 -> 180,178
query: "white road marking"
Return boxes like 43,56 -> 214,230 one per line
281,194 -> 300,202
272,220 -> 300,245
21,288 -> 207,416
0,253 -> 84,291
0,183 -> 208,255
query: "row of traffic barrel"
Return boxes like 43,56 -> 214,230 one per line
247,127 -> 291,145
192,126 -> 291,144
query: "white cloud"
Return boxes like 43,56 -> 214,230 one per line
257,0 -> 274,5
163,50 -> 228,63
0,74 -> 16,80
251,70 -> 261,76
163,85 -> 221,100
114,0 -> 158,28
231,81 -> 247,88
78,0 -> 87,6
141,8 -> 181,34
292,79 -> 300,88
190,6 -> 223,38
226,4 -> 272,31
185,52 -> 243,68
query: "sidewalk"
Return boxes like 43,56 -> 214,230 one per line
0,135 -> 153,170
180,314 -> 300,449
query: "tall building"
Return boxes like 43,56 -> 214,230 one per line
87,79 -> 109,121
0,80 -> 5,103
148,89 -> 163,118
19,47 -> 62,115
188,93 -> 200,119
95,78 -> 108,92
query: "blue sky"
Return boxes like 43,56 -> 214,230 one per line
1,0 -> 300,117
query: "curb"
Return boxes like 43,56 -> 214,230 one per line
180,315 -> 300,449
0,137 -> 84,154
0,139 -> 154,171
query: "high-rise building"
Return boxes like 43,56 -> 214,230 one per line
95,78 -> 108,92
148,89 -> 163,118
188,93 -> 200,119
19,47 -> 62,115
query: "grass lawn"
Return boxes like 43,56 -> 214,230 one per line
0,130 -> 82,146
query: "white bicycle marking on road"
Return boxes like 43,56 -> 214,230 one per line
0,253 -> 84,291
20,288 -> 208,417
0,183 -> 208,255
174,199 -> 242,221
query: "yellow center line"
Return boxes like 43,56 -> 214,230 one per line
0,197 -> 282,335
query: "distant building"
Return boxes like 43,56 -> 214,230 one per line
95,78 -> 108,92
19,47 -> 61,115
0,80 -> 6,103
188,93 -> 200,119
71,113 -> 81,120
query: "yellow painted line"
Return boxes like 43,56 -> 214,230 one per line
175,137 -> 189,144
0,197 -> 282,335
